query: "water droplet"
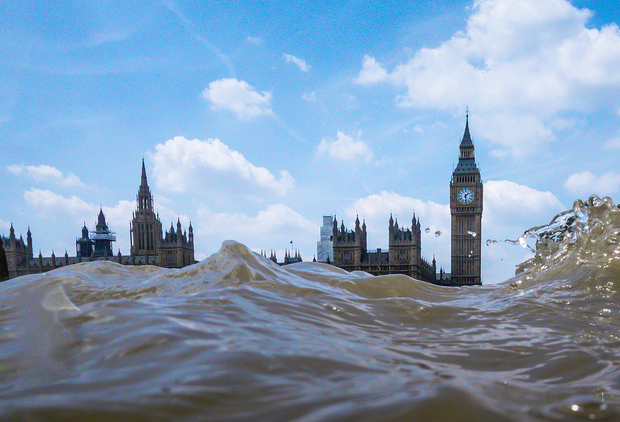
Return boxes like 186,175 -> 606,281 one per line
486,239 -> 498,246
556,396 -> 615,421
467,231 -> 477,237
425,228 -> 430,233
605,228 -> 620,244
434,231 -> 441,237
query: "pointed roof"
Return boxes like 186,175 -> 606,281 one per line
460,113 -> 473,148
454,113 -> 479,175
141,158 -> 148,188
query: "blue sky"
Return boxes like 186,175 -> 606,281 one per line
2,0 -> 620,283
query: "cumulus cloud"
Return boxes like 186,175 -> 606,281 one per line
24,189 -> 93,216
283,53 -> 310,72
7,164 -> 84,187
196,203 -> 318,260
317,131 -> 373,163
564,171 -> 620,197
355,55 -> 388,84
200,203 -> 316,237
358,0 -> 620,158
22,189 -> 138,227
482,180 -> 566,281
152,136 -> 294,196
203,78 -> 273,119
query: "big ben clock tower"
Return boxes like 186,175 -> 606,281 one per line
450,113 -> 483,285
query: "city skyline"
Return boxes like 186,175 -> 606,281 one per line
2,0 -> 620,283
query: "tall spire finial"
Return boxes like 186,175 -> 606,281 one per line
461,109 -> 473,147
141,158 -> 148,185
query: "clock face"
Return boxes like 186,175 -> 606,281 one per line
458,187 -> 474,204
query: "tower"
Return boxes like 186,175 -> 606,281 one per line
131,159 -> 163,257
450,113 -> 483,285
331,215 -> 367,271
388,214 -> 422,278
92,208 -> 116,258
76,223 -> 94,257
316,215 -> 334,263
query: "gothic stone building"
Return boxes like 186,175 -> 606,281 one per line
450,115 -> 483,285
2,160 -> 195,279
330,116 -> 483,286
331,214 -> 438,284
130,159 -> 195,268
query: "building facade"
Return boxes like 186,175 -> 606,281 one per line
331,214 -> 438,284
450,114 -> 483,285
1,225 -> 33,279
2,160 -> 195,280
130,160 -> 194,268
316,215 -> 334,263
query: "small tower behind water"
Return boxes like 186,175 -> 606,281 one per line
92,208 -> 116,258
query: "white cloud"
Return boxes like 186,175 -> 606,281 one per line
196,203 -> 318,260
302,90 -> 317,102
564,171 -> 620,197
317,131 -> 373,163
24,189 -> 93,217
359,0 -> 620,159
22,189 -> 136,226
355,55 -> 388,84
200,203 -> 316,237
0,217 -> 11,232
604,136 -> 620,150
203,78 -> 273,119
477,112 -> 556,159
482,180 -> 566,282
283,53 -> 310,72
7,164 -> 84,187
246,36 -> 263,46
152,136 -> 294,196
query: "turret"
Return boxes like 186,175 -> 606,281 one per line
27,227 -> 32,256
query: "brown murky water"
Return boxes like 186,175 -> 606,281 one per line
2,197 -> 620,421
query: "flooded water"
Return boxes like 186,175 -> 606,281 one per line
2,196 -> 620,421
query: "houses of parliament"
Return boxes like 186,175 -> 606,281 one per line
319,115 -> 483,286
2,116 -> 482,286
1,160 -> 195,279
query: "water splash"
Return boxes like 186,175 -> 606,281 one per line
515,195 -> 620,275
